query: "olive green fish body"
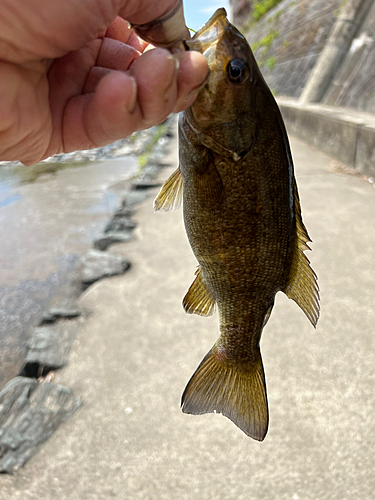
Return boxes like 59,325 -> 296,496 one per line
154,9 -> 319,440
180,113 -> 294,356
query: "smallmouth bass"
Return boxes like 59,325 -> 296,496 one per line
154,8 -> 319,440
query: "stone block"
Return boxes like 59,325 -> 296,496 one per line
0,377 -> 82,473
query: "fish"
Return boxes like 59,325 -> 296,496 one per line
153,8 -> 319,441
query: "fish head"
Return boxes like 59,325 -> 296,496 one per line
185,8 -> 258,137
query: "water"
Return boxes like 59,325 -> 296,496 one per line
0,156 -> 140,388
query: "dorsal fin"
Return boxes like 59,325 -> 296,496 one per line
183,266 -> 215,316
153,166 -> 183,212
283,179 -> 320,326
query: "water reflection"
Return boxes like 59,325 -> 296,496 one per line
0,156 -> 140,388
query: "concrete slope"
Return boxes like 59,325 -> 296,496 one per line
2,130 -> 375,500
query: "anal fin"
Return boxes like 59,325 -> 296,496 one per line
153,166 -> 183,212
183,266 -> 215,316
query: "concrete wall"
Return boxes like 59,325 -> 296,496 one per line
231,0 -> 252,26
323,2 -> 375,113
233,0 -> 375,114
242,0 -> 342,98
230,0 -> 375,172
278,98 -> 375,176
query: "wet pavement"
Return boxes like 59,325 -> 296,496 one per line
0,157 -> 139,387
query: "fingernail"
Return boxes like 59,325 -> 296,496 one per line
164,56 -> 180,102
126,76 -> 137,114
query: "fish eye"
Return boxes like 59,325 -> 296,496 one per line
226,59 -> 248,84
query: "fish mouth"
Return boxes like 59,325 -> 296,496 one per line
185,8 -> 228,61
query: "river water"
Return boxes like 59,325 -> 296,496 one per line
0,155 -> 140,388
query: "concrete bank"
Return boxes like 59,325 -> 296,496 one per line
278,97 -> 375,177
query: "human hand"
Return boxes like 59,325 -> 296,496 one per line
0,0 -> 209,165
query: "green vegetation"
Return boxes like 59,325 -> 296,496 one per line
266,56 -> 277,69
267,7 -> 284,23
251,0 -> 284,23
251,30 -> 279,52
242,0 -> 284,32
334,0 -> 350,17
137,123 -> 167,170
138,151 -> 152,169
251,29 -> 279,67
242,0 -> 298,34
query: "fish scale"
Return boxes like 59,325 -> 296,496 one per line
154,8 -> 319,440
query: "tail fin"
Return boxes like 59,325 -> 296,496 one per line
181,348 -> 269,441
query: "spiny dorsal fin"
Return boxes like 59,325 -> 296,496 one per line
181,347 -> 269,441
183,266 -> 215,316
283,179 -> 320,326
153,166 -> 183,212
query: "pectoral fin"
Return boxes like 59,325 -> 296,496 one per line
153,166 -> 183,212
183,266 -> 215,316
193,153 -> 224,208
283,179 -> 320,326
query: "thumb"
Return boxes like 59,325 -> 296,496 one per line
120,0 -> 190,49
